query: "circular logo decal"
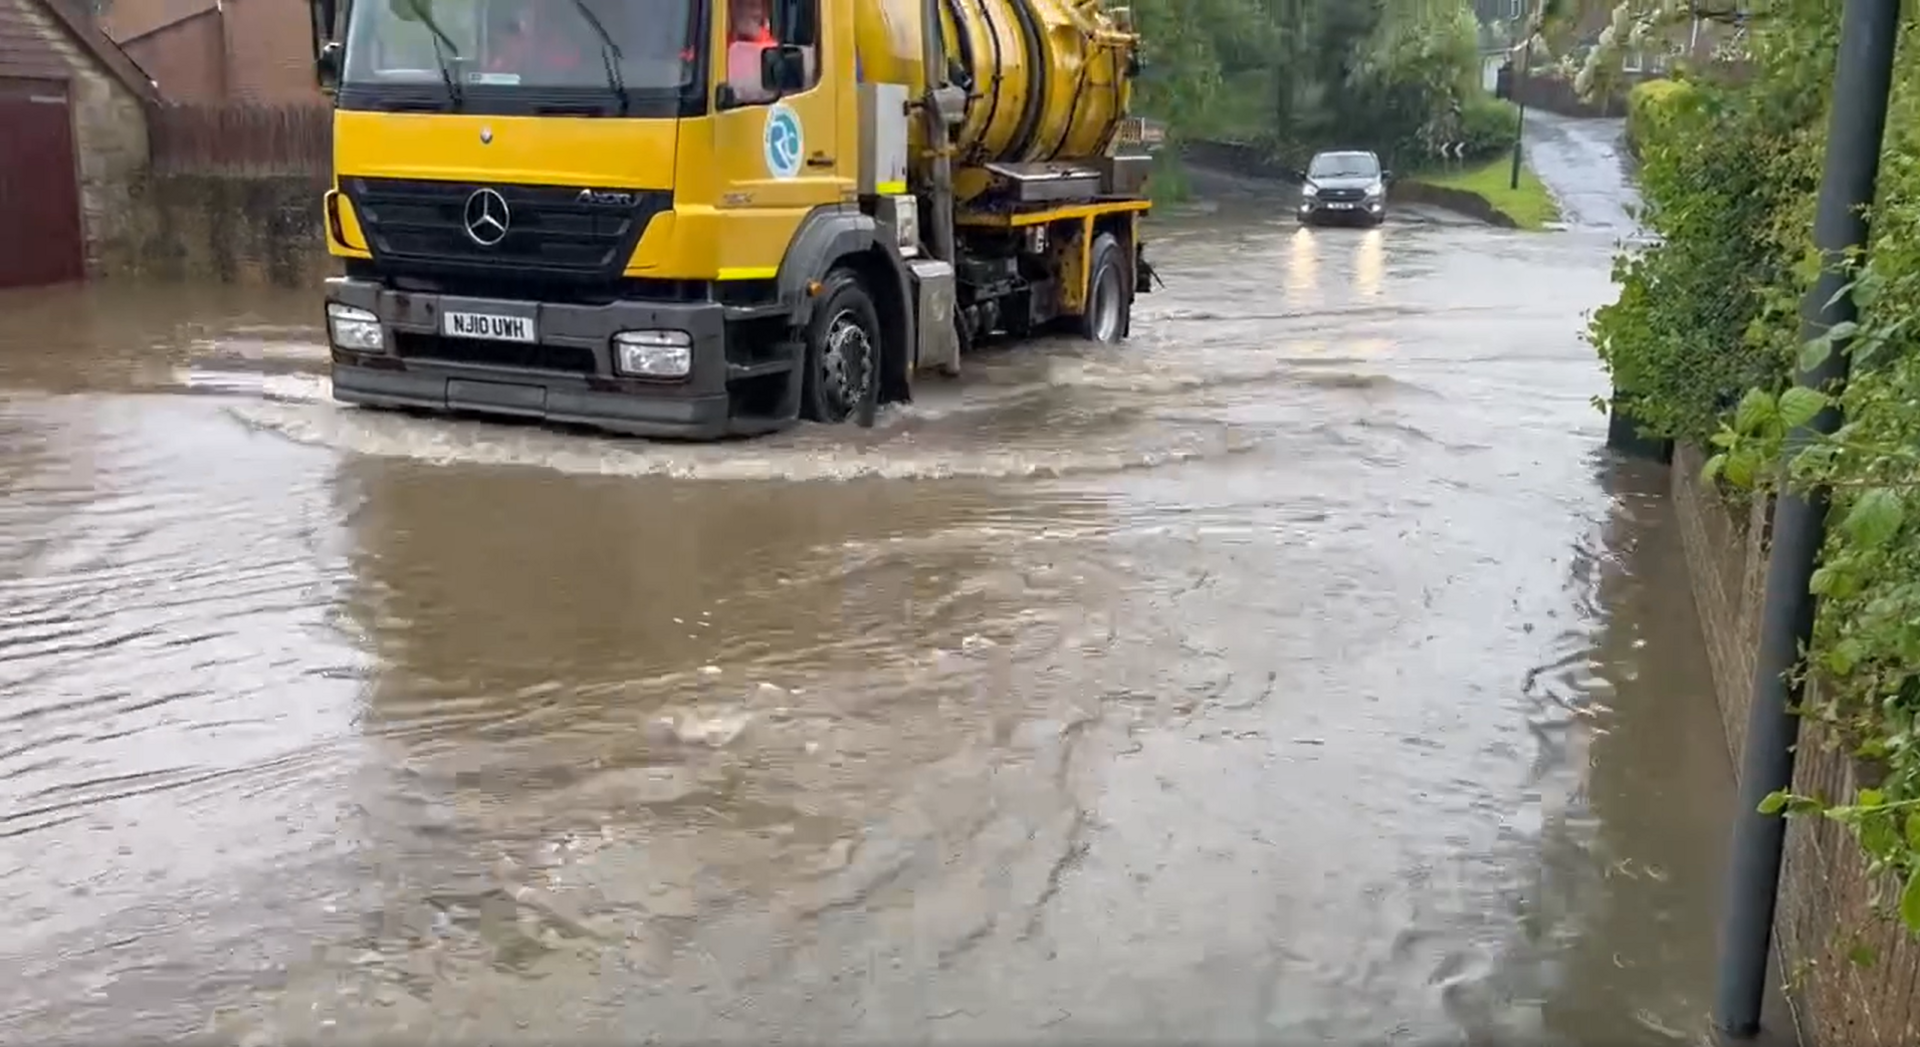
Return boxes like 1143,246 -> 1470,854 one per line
764,103 -> 803,180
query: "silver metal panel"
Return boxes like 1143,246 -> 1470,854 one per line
906,257 -> 959,377
858,82 -> 911,195
983,161 -> 1105,203
1099,154 -> 1154,197
873,193 -> 921,257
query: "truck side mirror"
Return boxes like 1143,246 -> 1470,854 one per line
316,40 -> 342,92
760,44 -> 807,93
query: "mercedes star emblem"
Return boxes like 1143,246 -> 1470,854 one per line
463,188 -> 510,247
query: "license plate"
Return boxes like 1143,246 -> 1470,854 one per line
1327,202 -> 1356,210
442,309 -> 536,343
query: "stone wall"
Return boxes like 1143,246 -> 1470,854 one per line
127,171 -> 335,286
71,61 -> 151,275
1671,445 -> 1920,1047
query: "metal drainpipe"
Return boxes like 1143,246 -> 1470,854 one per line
918,0 -> 956,263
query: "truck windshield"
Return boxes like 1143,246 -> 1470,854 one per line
1308,153 -> 1379,179
342,0 -> 699,94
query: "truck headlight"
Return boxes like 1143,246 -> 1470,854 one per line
613,330 -> 692,377
326,302 -> 383,352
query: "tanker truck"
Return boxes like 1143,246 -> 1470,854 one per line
306,0 -> 1156,438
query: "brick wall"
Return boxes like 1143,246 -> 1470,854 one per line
0,0 -> 150,274
120,12 -> 223,101
105,0 -> 322,104
222,0 -> 322,103
1671,444 -> 1920,1047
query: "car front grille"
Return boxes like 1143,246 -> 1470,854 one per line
344,178 -> 670,284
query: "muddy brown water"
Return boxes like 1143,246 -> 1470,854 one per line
0,207 -> 1740,1045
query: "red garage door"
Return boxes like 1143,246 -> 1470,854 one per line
0,79 -> 84,289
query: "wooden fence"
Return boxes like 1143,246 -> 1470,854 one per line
1513,73 -> 1628,118
148,102 -> 332,176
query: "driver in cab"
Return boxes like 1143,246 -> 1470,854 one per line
725,0 -> 777,101
485,5 -> 589,78
724,0 -> 814,102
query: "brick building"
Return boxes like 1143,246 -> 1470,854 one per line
1475,0 -> 1742,71
0,0 -> 156,287
99,0 -> 321,103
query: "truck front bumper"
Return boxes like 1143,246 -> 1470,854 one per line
323,277 -> 745,440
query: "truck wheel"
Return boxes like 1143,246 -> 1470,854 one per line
1077,232 -> 1131,345
801,267 -> 882,424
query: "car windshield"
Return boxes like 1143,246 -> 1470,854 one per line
1308,153 -> 1380,179
342,0 -> 699,91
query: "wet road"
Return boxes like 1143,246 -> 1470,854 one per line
1524,111 -> 1641,236
0,151 -> 1740,1044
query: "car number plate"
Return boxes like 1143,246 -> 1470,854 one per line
1327,202 -> 1356,210
442,309 -> 536,343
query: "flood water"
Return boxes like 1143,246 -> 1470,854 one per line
0,184 -> 1744,1044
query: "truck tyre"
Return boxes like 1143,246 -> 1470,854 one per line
1077,232 -> 1131,345
801,267 -> 882,424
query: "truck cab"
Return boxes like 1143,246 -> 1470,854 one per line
312,0 -> 1152,439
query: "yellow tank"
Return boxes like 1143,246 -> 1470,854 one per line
852,0 -> 1138,200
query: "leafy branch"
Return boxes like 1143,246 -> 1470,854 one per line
1592,0 -> 1920,942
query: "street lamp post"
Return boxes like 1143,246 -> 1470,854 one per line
1508,4 -> 1533,191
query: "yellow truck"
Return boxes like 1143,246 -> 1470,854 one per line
308,0 -> 1154,438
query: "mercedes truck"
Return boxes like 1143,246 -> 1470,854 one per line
309,0 -> 1154,437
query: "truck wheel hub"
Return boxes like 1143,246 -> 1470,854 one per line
823,310 -> 872,414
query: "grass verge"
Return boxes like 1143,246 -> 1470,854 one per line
1410,157 -> 1560,230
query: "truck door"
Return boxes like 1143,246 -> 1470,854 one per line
709,0 -> 851,277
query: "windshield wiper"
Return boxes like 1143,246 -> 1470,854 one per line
564,0 -> 628,114
403,0 -> 463,107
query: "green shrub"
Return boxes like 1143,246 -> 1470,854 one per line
1456,95 -> 1519,162
1623,77 -> 1698,157
1589,78 -> 1807,446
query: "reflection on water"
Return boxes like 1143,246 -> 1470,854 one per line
1285,225 -> 1319,304
0,208 -> 1745,1044
1356,227 -> 1386,299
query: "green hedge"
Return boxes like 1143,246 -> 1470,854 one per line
1591,71 -> 1809,448
1456,95 -> 1521,163
1623,77 -> 1698,158
1598,4 -> 1920,936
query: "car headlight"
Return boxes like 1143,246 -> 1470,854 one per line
326,302 -> 383,352
613,330 -> 692,378
1301,183 -> 1319,197
1365,181 -> 1385,197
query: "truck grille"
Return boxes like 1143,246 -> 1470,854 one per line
344,178 -> 669,282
